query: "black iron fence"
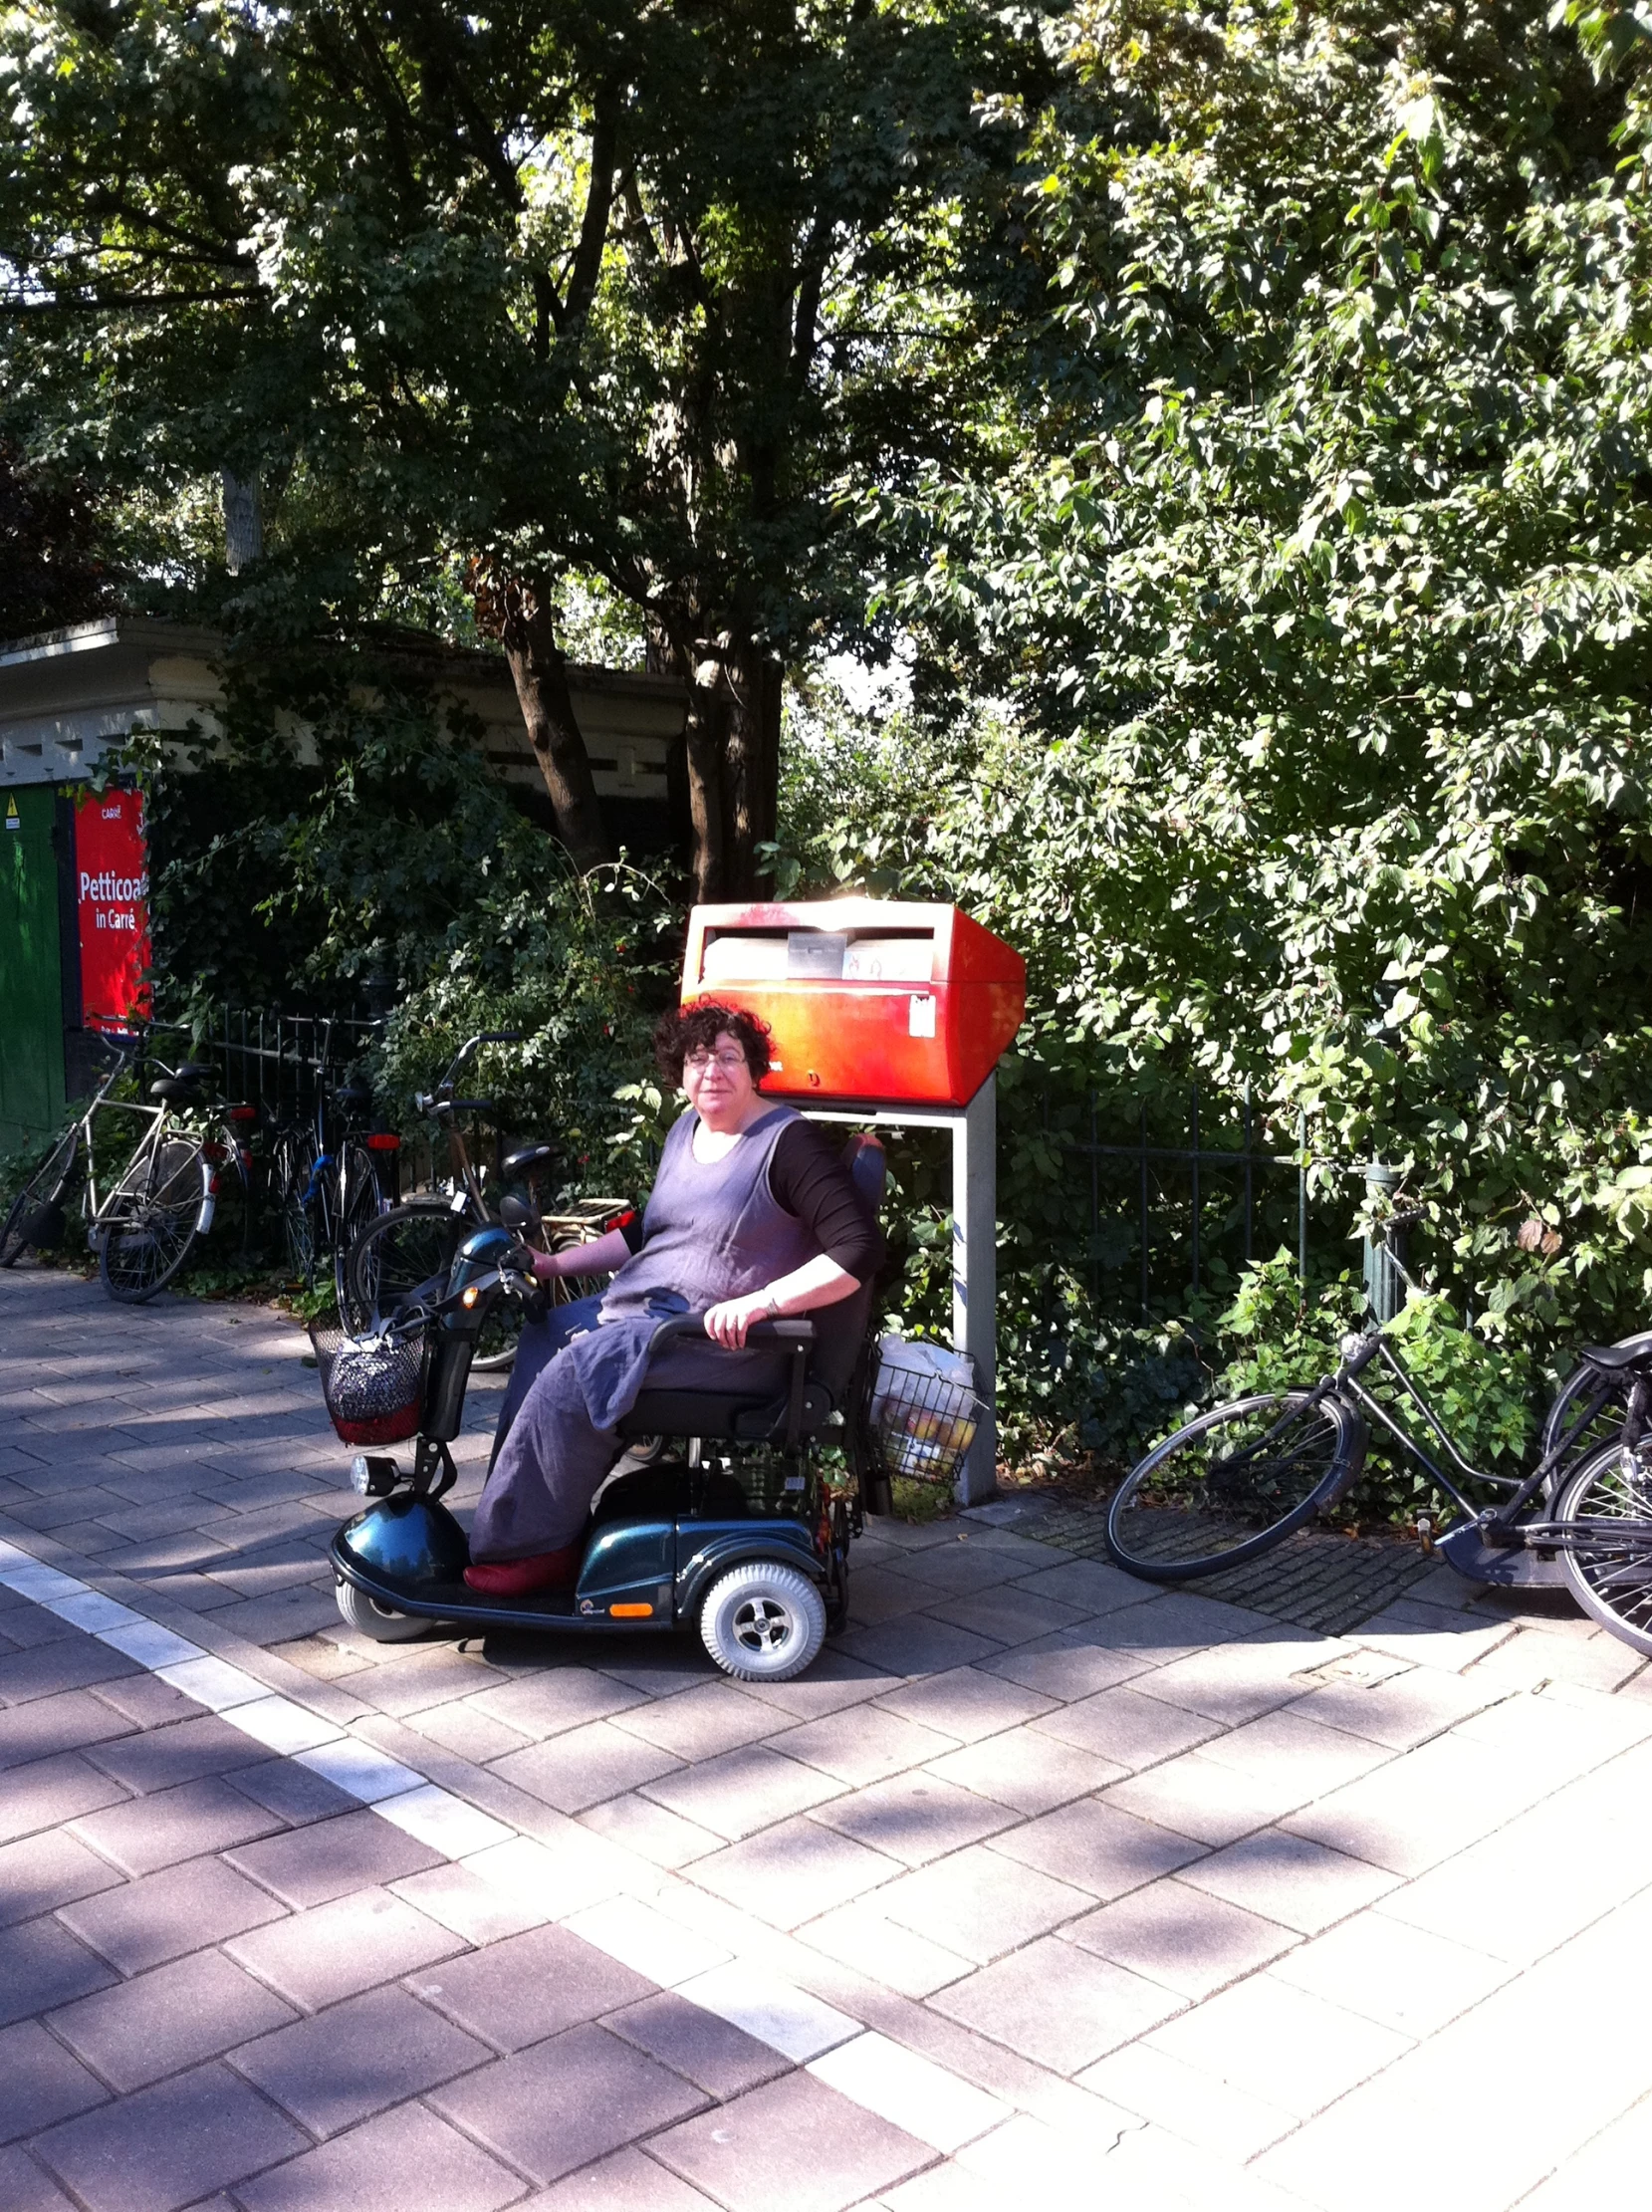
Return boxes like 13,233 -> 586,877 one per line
1044,1082 -> 1405,1321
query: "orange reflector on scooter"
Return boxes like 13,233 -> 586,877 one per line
609,1602 -> 653,1617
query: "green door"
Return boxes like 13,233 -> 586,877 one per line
0,785 -> 68,1154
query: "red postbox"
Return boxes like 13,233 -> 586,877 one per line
680,898 -> 1026,1106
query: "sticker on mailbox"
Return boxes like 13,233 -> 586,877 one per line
908,994 -> 937,1038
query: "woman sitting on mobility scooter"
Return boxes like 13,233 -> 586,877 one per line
463,1000 -> 880,1598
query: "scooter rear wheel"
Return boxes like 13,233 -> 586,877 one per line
336,1578 -> 431,1642
700,1562 -> 826,1682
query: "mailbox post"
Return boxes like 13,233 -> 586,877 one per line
680,898 -> 1026,1506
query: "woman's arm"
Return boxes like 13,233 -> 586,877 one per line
703,1252 -> 861,1349
529,1225 -> 632,1284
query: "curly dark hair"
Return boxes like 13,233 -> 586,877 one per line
653,1000 -> 774,1086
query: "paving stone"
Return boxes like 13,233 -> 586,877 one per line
797,1898 -> 976,1997
877,1843 -> 1092,1962
229,1982 -> 490,2135
236,2098 -> 523,2212
872,1665 -> 1058,1745
1268,1909 -> 1512,2037
1100,1747 -> 1319,1846
1061,1876 -> 1299,1997
1030,1685 -> 1224,1770
347,1646 -> 509,1719
0,1604 -> 82,1651
0,2019 -> 107,2143
0,1688 -> 135,1771
464,1672 -> 654,1743
0,1751 -> 129,1843
0,1915 -> 118,2026
842,1563 -> 943,1625
1133,1634 -> 1335,1726
987,1797 -> 1206,1899
430,2021 -> 707,2185
69,1775 -> 285,1876
577,1791 -> 723,1869
1178,1828 -> 1403,1934
727,1651 -> 890,1722
405,1921 -> 653,2051
0,1828 -> 124,1927
1284,1733 -> 1545,1875
390,1857 -> 558,1944
894,1540 -> 1036,1598
407,1700 -> 532,1765
978,1626 -> 1150,1701
833,1616 -> 1005,1678
810,1771 -> 1017,1866
223,1755 -> 361,1826
224,1886 -> 464,2010
688,1815 -> 902,1929
0,2143 -> 80,2211
49,1946 -> 299,2089
1194,1707 -> 1397,1797
605,1989 -> 793,2098
921,1583 -> 1090,1649
87,1672 -> 204,1729
59,1855 -> 289,1974
611,1682 -> 786,1761
32,2062 -> 310,2212
650,2067 -> 932,2212
493,1720 -> 685,1814
83,1712 -> 269,1795
773,1703 -> 957,1787
224,1808 -> 447,1907
1143,1969 -> 1413,2120
641,1744 -> 845,1841
207,1587 -> 341,1644
525,2145 -> 723,2210
922,1725 -> 1123,1815
932,1933 -> 1184,2075
1077,2040 -> 1299,2160
1008,1559 -> 1150,1614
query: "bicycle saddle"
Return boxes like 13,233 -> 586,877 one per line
149,1075 -> 207,1102
337,1082 -> 372,1109
1579,1342 -> 1649,1371
503,1143 -> 556,1178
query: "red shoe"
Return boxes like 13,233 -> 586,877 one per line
463,1548 -> 582,1598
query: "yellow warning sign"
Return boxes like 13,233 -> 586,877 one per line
4,796 -> 19,832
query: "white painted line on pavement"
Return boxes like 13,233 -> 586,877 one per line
675,1962 -> 863,2062
809,2030 -> 1011,2151
0,1561 -> 87,1602
157,1654 -> 271,1710
298,1737 -> 426,1803
96,1619 -> 205,1667
43,1591 -> 145,1633
563,1897 -> 730,1987
222,1694 -> 347,1756
372,1782 -> 516,1857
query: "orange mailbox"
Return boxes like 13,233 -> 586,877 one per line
681,898 -> 1026,1106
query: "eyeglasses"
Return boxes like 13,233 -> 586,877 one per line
684,1048 -> 748,1074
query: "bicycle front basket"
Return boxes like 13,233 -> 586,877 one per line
309,1319 -> 430,1446
864,1341 -> 985,1486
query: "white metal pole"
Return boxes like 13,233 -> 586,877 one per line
952,1074 -> 997,1504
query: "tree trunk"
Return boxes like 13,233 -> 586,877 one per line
485,572 -> 611,872
684,648 -> 729,903
222,469 -> 262,574
725,641 -> 781,897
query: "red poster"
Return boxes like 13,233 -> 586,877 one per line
75,787 -> 152,1030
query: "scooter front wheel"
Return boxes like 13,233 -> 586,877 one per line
335,1578 -> 431,1643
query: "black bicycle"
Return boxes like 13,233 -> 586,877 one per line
267,1027 -> 396,1304
1104,1254 -> 1652,1658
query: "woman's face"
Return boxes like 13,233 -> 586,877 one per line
682,1029 -> 760,1129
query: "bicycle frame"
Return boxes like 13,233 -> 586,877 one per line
1325,1328 -> 1639,1545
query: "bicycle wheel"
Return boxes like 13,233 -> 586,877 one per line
1553,1440 -> 1652,1657
1,1126 -> 81,1266
1105,1389 -> 1367,1581
98,1137 -> 204,1303
1539,1335 -> 1652,1492
331,1145 -> 385,1312
273,1134 -> 319,1289
346,1201 -> 463,1327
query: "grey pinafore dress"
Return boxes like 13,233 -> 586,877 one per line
470,1103 -> 819,1560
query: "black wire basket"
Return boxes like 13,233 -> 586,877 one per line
309,1318 -> 430,1446
864,1343 -> 985,1486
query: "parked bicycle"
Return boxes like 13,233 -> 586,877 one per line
341,1032 -> 628,1367
266,1026 -> 399,1304
1104,1221 -> 1652,1657
1,1027 -> 255,1302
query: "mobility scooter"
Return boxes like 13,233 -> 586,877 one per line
321,1133 -> 972,1682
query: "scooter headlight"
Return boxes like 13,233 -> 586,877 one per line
350,1454 -> 400,1497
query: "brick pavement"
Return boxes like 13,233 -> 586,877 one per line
3,1264 -> 1651,2210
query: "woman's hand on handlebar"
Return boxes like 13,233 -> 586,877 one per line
703,1292 -> 777,1350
